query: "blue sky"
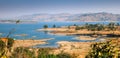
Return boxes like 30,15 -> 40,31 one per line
0,0 -> 120,18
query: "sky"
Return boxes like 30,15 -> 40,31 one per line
0,0 -> 120,18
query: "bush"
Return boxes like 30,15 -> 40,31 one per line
43,25 -> 48,29
57,53 -> 71,58
10,47 -> 35,58
7,38 -> 14,49
86,40 -> 120,58
0,40 -> 5,52
0,40 -> 6,58
75,26 -> 83,30
53,24 -> 56,28
38,48 -> 54,58
37,48 -> 72,58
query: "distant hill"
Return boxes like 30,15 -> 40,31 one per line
1,12 -> 120,23
69,12 -> 120,22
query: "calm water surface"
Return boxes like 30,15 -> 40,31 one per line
0,22 -> 119,48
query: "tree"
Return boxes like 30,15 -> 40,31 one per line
53,24 -> 56,28
73,24 -> 77,26
97,24 -> 104,31
116,23 -> 119,26
108,22 -> 115,30
16,20 -> 20,24
85,23 -> 89,29
43,25 -> 48,29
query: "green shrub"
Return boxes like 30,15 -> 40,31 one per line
57,52 -> 71,58
37,48 -> 71,58
7,38 -> 14,49
0,40 -> 5,52
0,40 -> 6,58
43,25 -> 48,29
86,40 -> 120,58
53,24 -> 56,28
10,47 -> 35,58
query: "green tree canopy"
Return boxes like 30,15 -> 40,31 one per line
43,25 -> 48,29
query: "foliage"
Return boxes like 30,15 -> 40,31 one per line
108,22 -> 115,30
37,48 -> 71,58
57,52 -> 71,58
43,25 -> 48,29
10,47 -> 35,58
73,24 -> 77,26
87,24 -> 104,31
96,24 -> 104,31
38,48 -> 54,58
0,40 -> 6,58
53,24 -> 56,28
79,23 -> 118,31
75,26 -> 84,30
0,40 -> 5,52
38,54 -> 57,58
0,20 -> 20,58
7,38 -> 14,49
116,23 -> 119,26
86,40 -> 120,58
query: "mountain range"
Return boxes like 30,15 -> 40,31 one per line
1,12 -> 120,23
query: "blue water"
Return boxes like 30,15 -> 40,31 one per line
0,22 -> 120,48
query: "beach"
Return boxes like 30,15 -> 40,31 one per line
75,36 -> 96,40
50,41 -> 94,58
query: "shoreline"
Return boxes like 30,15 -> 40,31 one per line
13,38 -> 54,48
52,41 -> 94,58
12,38 -> 120,58
37,28 -> 120,36
75,36 -> 96,40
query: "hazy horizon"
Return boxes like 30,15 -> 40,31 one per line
0,0 -> 120,18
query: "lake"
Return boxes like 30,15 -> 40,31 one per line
0,21 -> 119,48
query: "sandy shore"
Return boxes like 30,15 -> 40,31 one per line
12,37 -> 120,58
37,28 -> 120,36
13,38 -> 54,48
50,41 -> 94,58
53,38 -> 120,58
37,28 -> 70,31
76,36 -> 96,40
